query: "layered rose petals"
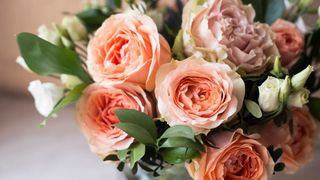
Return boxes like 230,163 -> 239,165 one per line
155,56 -> 245,134
87,11 -> 171,91
271,19 -> 304,68
76,83 -> 153,156
182,0 -> 278,75
186,130 -> 274,180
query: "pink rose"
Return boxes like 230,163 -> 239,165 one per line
181,0 -> 278,75
87,11 -> 171,91
76,83 -> 153,156
186,129 -> 274,180
271,19 -> 304,68
155,56 -> 245,134
258,107 -> 318,174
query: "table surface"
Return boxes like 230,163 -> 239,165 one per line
1,94 -> 319,180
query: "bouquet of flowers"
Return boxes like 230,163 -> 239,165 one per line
16,0 -> 320,179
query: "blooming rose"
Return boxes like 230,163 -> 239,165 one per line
186,129 -> 274,180
258,76 -> 284,112
181,0 -> 278,75
271,19 -> 304,68
259,107 -> 318,174
76,83 -> 153,156
155,56 -> 245,134
87,11 -> 171,91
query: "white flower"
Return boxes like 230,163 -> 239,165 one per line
291,65 -> 313,91
60,74 -> 82,89
258,76 -> 284,112
62,16 -> 88,42
37,25 -> 62,46
28,80 -> 64,117
288,88 -> 310,108
16,56 -> 31,72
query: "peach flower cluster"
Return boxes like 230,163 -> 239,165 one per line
186,130 -> 274,180
259,107 -> 318,174
76,83 -> 153,156
181,0 -> 279,75
155,56 -> 245,134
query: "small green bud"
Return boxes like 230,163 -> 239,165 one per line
272,56 -> 283,77
291,65 -> 313,91
279,76 -> 291,103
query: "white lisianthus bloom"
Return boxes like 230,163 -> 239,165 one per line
37,25 -> 62,46
28,80 -> 64,117
16,56 -> 31,72
62,16 -> 88,42
288,88 -> 310,108
60,74 -> 82,89
258,76 -> 284,112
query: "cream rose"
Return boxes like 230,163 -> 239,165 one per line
181,0 -> 278,75
87,11 -> 171,91
271,19 -> 304,68
258,76 -> 284,112
186,129 -> 274,180
76,83 -> 153,156
155,56 -> 245,134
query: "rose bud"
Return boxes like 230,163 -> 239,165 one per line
258,76 -> 283,112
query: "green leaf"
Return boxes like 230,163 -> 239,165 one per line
40,83 -> 88,127
161,147 -> 200,164
17,33 -> 92,83
308,97 -> 320,121
264,0 -> 285,24
159,125 -> 195,141
117,162 -> 125,171
77,9 -> 110,32
130,143 -> 146,168
245,99 -> 262,118
160,137 -> 205,152
114,123 -> 156,145
117,149 -> 129,162
114,109 -> 157,140
103,154 -> 119,161
274,162 -> 285,172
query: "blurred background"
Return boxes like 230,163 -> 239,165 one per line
0,0 -> 319,180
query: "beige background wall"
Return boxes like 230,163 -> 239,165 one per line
0,0 -> 83,95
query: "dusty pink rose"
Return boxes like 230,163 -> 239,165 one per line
259,107 -> 318,174
155,56 -> 245,134
271,19 -> 304,68
76,83 -> 153,156
186,129 -> 274,180
87,11 -> 171,91
181,0 -> 278,75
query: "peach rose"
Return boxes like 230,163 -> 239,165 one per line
181,0 -> 278,75
258,107 -> 318,174
271,19 -> 304,68
186,129 -> 274,180
87,11 -> 171,91
76,83 -> 153,156
155,56 -> 245,134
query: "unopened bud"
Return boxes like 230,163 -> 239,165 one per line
279,76 -> 291,103
291,65 -> 313,91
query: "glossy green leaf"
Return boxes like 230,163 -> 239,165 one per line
114,123 -> 156,145
117,149 -> 129,162
40,83 -> 88,127
160,137 -> 205,152
159,125 -> 195,141
114,109 -> 157,140
245,99 -> 262,118
103,154 -> 119,161
308,97 -> 320,121
264,0 -> 285,24
77,9 -> 110,32
17,33 -> 92,83
130,143 -> 145,168
161,147 -> 200,164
